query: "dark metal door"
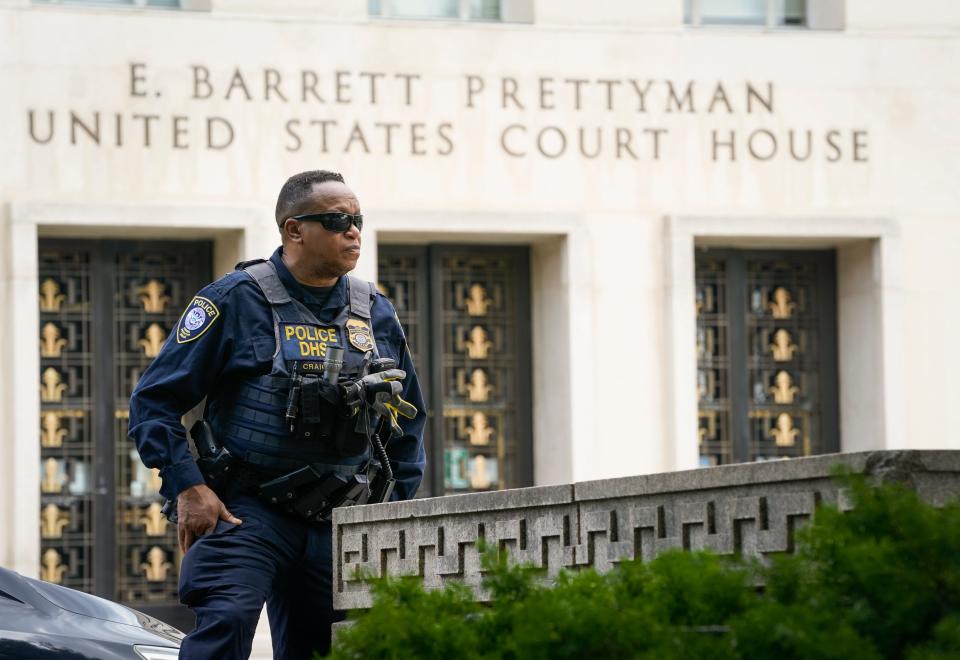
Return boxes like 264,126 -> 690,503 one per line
696,249 -> 839,465
378,245 -> 533,497
38,239 -> 211,632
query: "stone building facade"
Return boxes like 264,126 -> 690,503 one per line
1,0 -> 958,650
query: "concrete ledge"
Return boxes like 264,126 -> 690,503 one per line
575,450 -> 960,500
334,483 -> 573,524
333,451 -> 960,611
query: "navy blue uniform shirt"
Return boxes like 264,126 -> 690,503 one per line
128,247 -> 427,502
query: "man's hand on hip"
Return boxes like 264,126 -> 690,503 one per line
177,483 -> 242,553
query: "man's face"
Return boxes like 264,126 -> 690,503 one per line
286,181 -> 362,278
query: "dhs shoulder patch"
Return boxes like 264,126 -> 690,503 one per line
175,296 -> 221,344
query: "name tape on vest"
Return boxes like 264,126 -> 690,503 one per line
280,324 -> 341,370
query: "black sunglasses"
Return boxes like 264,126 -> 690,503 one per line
290,212 -> 363,233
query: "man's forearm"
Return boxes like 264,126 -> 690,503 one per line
129,396 -> 204,501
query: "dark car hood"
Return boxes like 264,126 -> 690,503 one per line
1,568 -> 183,645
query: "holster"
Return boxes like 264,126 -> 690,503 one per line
192,419 -> 236,490
159,420 -> 235,523
257,464 -> 371,523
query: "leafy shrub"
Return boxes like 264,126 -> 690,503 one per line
328,477 -> 960,659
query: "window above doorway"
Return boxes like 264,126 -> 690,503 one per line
369,0 -> 511,22
685,0 -> 807,27
32,0 -> 181,8
685,0 -> 845,31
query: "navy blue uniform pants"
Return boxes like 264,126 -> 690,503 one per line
177,493 -> 343,659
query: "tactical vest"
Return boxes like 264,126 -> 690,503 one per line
206,260 -> 380,474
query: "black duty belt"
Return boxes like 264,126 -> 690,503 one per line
221,452 -> 375,523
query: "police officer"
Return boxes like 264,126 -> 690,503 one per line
129,170 -> 426,659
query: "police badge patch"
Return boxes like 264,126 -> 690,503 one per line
176,296 -> 220,344
346,318 -> 374,352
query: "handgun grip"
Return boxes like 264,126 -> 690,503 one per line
189,419 -> 219,458
160,499 -> 178,523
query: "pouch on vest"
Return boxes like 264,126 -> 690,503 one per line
297,374 -> 369,455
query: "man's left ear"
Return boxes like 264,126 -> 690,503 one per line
281,218 -> 303,244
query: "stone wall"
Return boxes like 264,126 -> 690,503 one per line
333,451 -> 960,610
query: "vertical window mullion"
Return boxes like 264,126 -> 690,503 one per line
726,254 -> 751,463
427,246 -> 446,496
510,247 -> 533,489
817,252 -> 840,453
415,246 -> 438,497
91,243 -> 117,600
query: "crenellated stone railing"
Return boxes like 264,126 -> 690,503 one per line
332,450 -> 960,611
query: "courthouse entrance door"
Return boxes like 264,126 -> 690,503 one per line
38,239 -> 211,631
377,245 -> 533,497
695,249 -> 839,466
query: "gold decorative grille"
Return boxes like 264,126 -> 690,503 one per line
38,251 -> 94,592
745,258 -> 823,460
378,246 -> 532,496
114,251 -> 202,607
377,251 -> 426,363
440,253 -> 519,492
696,258 -> 732,466
38,240 -> 209,631
695,250 -> 838,465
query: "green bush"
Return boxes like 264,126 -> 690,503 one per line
329,477 -> 960,659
